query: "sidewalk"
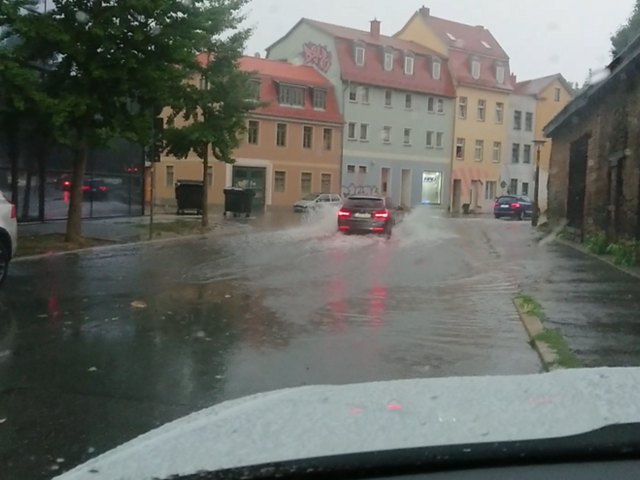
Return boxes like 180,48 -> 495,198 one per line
17,205 -> 304,243
482,220 -> 640,368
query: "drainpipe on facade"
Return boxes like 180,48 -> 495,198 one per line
339,81 -> 350,196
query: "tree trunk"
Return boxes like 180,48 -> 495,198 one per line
21,160 -> 32,220
201,143 -> 209,230
37,140 -> 46,222
65,142 -> 88,243
6,118 -> 20,208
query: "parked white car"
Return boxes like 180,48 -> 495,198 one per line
0,192 -> 17,286
293,193 -> 342,212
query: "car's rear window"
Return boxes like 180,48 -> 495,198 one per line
496,196 -> 517,203
344,197 -> 384,209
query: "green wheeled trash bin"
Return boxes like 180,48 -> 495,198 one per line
175,180 -> 203,215
223,187 -> 256,218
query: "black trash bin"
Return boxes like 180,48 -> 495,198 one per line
175,180 -> 203,215
223,187 -> 255,217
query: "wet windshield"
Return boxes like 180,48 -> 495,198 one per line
0,0 -> 638,479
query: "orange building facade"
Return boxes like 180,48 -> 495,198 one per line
152,55 -> 344,209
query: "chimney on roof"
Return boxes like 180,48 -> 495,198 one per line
370,18 -> 380,37
419,6 -> 430,17
510,73 -> 517,84
475,25 -> 484,29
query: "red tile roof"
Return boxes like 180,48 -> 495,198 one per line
414,9 -> 509,59
335,40 -> 456,97
305,18 -> 444,58
304,19 -> 456,97
238,56 -> 343,125
448,50 -> 513,92
514,73 -> 573,97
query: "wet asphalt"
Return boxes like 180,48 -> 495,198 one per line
2,208 -> 627,479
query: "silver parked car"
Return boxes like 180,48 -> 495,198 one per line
293,193 -> 342,212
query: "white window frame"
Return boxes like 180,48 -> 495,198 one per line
165,165 -> 174,187
426,131 -> 434,148
474,140 -> 484,161
274,170 -> 286,193
436,98 -> 444,114
495,102 -> 503,124
471,61 -> 481,79
458,96 -> 467,119
492,142 -> 501,163
247,119 -> 260,145
405,93 -> 412,110
404,56 -> 414,75
496,66 -> 505,84
359,123 -> 369,141
347,122 -> 357,140
523,144 -> 532,164
432,60 -> 441,80
427,96 -> 435,113
436,132 -> 444,149
477,99 -> 486,121
384,90 -> 393,107
355,46 -> 365,66
484,181 -> 496,200
302,125 -> 313,149
382,126 -> 391,143
554,87 -> 561,101
361,86 -> 370,104
349,84 -> 357,102
384,52 -> 393,71
456,138 -> 465,160
403,128 -> 412,145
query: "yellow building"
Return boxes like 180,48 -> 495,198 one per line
395,6 -> 514,213
514,74 -> 574,213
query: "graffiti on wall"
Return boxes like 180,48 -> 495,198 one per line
341,183 -> 380,197
301,42 -> 332,72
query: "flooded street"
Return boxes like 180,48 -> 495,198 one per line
0,208 -> 540,479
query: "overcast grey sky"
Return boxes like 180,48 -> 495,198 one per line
243,0 -> 634,84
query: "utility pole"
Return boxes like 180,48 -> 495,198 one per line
531,139 -> 546,227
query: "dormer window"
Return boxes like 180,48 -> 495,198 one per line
313,89 -> 326,109
355,46 -> 365,66
496,66 -> 505,84
279,84 -> 304,106
471,60 -> 481,79
481,40 -> 491,49
384,52 -> 393,71
404,54 -> 414,75
432,58 -> 441,80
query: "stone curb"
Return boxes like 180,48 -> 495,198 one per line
11,225 -> 253,262
512,298 -> 560,372
554,237 -> 640,280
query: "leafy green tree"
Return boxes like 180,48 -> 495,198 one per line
164,3 -> 257,229
1,0 -> 242,242
611,0 -> 640,57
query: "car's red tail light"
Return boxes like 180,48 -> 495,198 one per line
510,202 -> 520,208
99,186 -> 106,191
338,209 -> 350,216
81,185 -> 89,190
63,181 -> 70,186
10,204 -> 15,219
494,202 -> 498,206
374,210 -> 389,218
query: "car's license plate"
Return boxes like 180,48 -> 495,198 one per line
354,213 -> 370,218
500,205 -> 509,208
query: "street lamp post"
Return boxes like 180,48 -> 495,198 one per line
532,139 -> 546,227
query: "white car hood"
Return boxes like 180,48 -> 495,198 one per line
55,367 -> 640,480
293,200 -> 315,207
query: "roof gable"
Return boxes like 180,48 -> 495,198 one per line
413,7 -> 508,59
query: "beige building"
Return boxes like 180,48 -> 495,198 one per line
514,74 -> 573,212
152,55 -> 344,209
